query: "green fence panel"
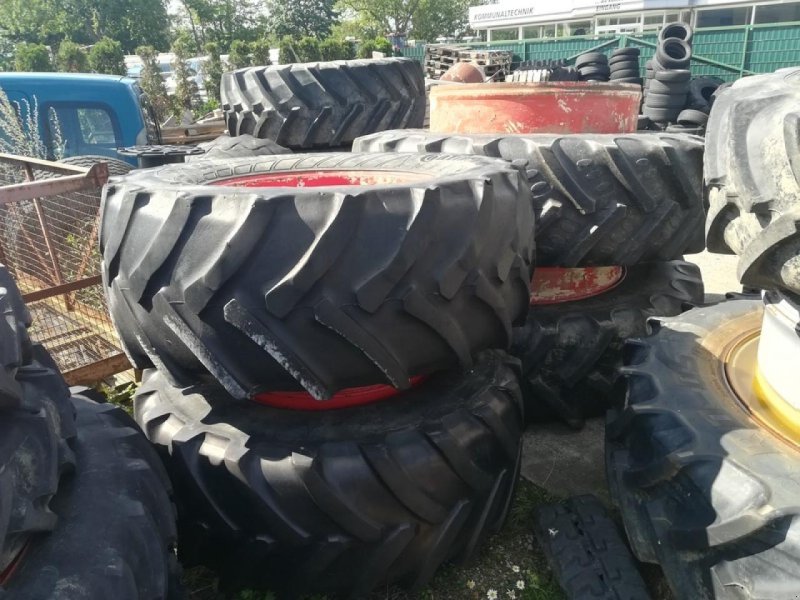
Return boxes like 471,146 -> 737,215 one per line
749,24 -> 800,73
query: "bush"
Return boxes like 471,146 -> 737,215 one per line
278,36 -> 299,64
229,40 -> 251,69
136,45 -> 170,123
250,39 -> 271,66
89,37 -> 125,75
295,37 -> 321,62
55,41 -> 88,72
319,38 -> 355,61
203,42 -> 223,102
14,43 -> 53,72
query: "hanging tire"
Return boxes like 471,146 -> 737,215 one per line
352,131 -> 706,267
606,296 -> 800,599
101,153 -> 534,401
192,134 -> 291,161
3,394 -> 181,598
0,266 -> 76,580
705,68 -> 800,295
134,350 -> 524,597
220,58 -> 426,149
511,260 -> 703,427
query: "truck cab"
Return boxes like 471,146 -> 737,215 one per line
0,72 -> 162,167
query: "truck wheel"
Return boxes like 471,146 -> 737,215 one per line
101,153 -> 534,401
705,68 -> 800,295
134,350 -> 524,597
352,131 -> 705,267
192,134 -> 290,160
0,266 -> 75,579
606,296 -> 800,599
2,395 -> 181,598
512,261 -> 703,427
221,58 -> 425,149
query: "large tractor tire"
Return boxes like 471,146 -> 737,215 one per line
0,266 -> 75,580
134,350 -> 524,597
221,58 -> 426,149
2,395 -> 181,598
607,296 -> 800,599
353,130 -> 705,267
101,153 -> 534,401
192,134 -> 291,161
705,68 -> 800,296
512,261 -> 703,427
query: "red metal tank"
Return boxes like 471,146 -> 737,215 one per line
429,81 -> 642,134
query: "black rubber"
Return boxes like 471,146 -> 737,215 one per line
0,265 -> 76,578
687,76 -> 724,112
3,395 -> 180,598
353,131 -> 706,267
101,153 -> 534,400
575,53 -> 608,69
677,109 -> 708,126
534,495 -> 651,600
578,66 -> 610,80
665,124 -> 704,135
511,260 -> 703,427
606,297 -> 800,599
653,69 -> 691,83
610,47 -> 640,58
35,155 -> 133,178
609,69 -> 640,79
610,59 -> 639,71
192,134 -> 291,160
658,21 -> 693,44
704,68 -> 800,295
134,350 -> 524,597
655,39 -> 692,69
610,77 -> 643,85
647,79 -> 689,95
643,91 -> 687,109
220,58 -> 426,149
642,106 -> 681,122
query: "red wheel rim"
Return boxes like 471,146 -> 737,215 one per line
530,266 -> 625,305
211,170 -> 426,188
253,376 -> 426,410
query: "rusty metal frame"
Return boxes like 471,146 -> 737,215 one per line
0,153 -> 127,383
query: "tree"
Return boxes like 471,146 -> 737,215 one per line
88,37 -> 125,75
14,43 -> 53,71
250,39 -> 271,66
176,0 -> 264,50
203,42 -> 223,101
340,0 -> 418,36
136,45 -> 170,123
411,0 -> 473,42
320,38 -> 355,61
294,37 -> 321,62
172,34 -> 199,120
264,0 -> 338,38
357,37 -> 391,58
228,40 -> 251,69
278,36 -> 299,64
55,40 -> 88,72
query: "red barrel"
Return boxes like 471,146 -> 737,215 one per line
430,81 -> 642,134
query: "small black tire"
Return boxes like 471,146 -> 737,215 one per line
134,351 -> 524,597
704,68 -> 800,295
642,106 -> 681,122
578,66 -> 610,79
511,260 -> 703,427
677,109 -> 708,126
609,58 -> 639,70
644,91 -> 687,108
606,297 -> 800,599
101,153 -> 534,401
3,396 -> 180,598
655,39 -> 692,69
653,69 -> 691,83
647,79 -> 690,95
610,47 -> 640,58
192,134 -> 291,161
687,76 -> 724,111
0,266 -> 76,577
658,21 -> 693,44
608,68 -> 640,79
575,53 -> 608,69
352,131 -> 706,267
220,58 -> 426,149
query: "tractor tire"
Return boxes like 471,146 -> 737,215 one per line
57,155 -> 133,176
511,260 -> 703,427
220,58 -> 426,149
101,153 -> 534,401
134,350 -> 524,597
0,266 -> 76,579
192,134 -> 290,161
606,296 -> 800,599
2,395 -> 181,598
705,68 -> 800,295
352,131 -> 706,267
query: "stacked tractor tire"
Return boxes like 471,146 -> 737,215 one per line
608,68 -> 800,598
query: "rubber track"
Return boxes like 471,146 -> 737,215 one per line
606,298 -> 800,599
705,68 -> 800,295
534,495 -> 651,599
0,265 -> 76,576
3,396 -> 180,598
221,58 -> 425,149
353,130 -> 705,267
192,134 -> 291,161
134,350 -> 524,597
101,153 -> 534,400
511,261 -> 703,427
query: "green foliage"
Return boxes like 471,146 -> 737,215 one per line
278,36 -> 299,64
411,0 -> 473,43
55,40 -> 88,72
176,0 -> 263,51
250,39 -> 272,66
14,42 -> 53,71
136,45 -> 170,123
88,37 -> 125,75
97,382 -> 137,415
357,37 -> 391,58
319,38 -> 355,61
295,37 -> 321,62
228,39 -> 251,69
263,0 -> 338,39
172,34 -> 199,118
203,41 -> 224,102
193,97 -> 219,121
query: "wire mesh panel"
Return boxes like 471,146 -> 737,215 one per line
0,157 -> 128,383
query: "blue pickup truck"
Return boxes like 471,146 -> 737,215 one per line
0,72 -> 162,167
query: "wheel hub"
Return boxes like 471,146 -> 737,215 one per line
530,266 -> 625,305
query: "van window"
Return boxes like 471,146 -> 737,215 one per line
77,107 -> 115,144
